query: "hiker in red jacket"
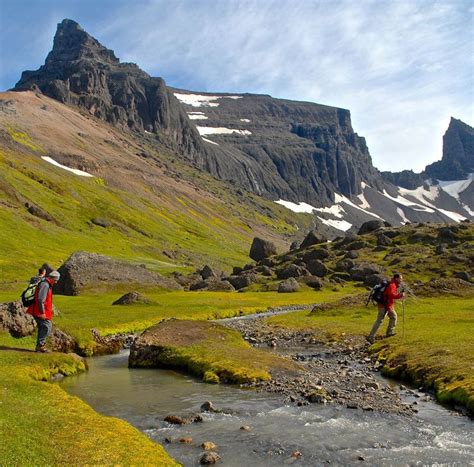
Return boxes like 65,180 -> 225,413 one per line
27,270 -> 60,352
367,273 -> 404,344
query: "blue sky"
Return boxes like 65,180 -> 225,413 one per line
0,0 -> 472,172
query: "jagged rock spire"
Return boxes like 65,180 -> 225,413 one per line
45,19 -> 119,65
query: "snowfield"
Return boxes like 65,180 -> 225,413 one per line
42,156 -> 93,177
197,127 -> 252,136
174,93 -> 242,107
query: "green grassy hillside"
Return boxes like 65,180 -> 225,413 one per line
0,91 -> 316,291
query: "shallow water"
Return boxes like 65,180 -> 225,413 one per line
61,351 -> 473,466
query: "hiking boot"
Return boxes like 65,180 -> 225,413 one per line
386,332 -> 396,338
366,336 -> 374,344
35,345 -> 50,353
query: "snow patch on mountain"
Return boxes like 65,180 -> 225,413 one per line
317,217 -> 352,231
312,204 -> 345,218
396,207 -> 410,224
42,156 -> 93,177
399,185 -> 439,205
174,93 -> 242,107
334,193 -> 382,219
437,174 -> 473,200
202,137 -> 219,145
240,118 -> 251,122
275,200 -> 317,213
187,111 -> 208,120
197,127 -> 252,136
382,190 -> 435,213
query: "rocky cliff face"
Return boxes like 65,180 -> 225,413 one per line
15,19 -> 208,165
14,19 -> 384,206
173,91 -> 384,204
425,118 -> 474,181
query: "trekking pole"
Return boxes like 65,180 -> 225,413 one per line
402,299 -> 405,339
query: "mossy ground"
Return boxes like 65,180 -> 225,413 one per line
0,345 -> 177,465
132,319 -> 300,384
0,288 -> 348,355
267,294 -> 474,414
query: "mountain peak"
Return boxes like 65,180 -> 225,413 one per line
425,117 -> 474,181
45,18 -> 119,65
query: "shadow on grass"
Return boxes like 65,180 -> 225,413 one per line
0,345 -> 35,353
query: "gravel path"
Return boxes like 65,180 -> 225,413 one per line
223,315 -> 415,416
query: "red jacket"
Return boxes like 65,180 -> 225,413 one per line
383,280 -> 403,310
27,278 -> 54,320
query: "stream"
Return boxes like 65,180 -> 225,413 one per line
61,349 -> 473,466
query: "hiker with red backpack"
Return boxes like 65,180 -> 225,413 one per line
367,273 -> 405,344
26,270 -> 60,352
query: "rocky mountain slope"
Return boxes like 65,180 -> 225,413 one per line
6,18 -> 474,242
0,90 -> 313,288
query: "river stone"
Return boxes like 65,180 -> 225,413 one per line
201,442 -> 218,450
165,414 -> 203,425
249,237 -> 277,261
200,401 -> 216,412
56,251 -> 181,295
278,277 -> 300,293
200,451 -> 221,464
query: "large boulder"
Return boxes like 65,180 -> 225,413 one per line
200,265 -> 217,280
276,264 -> 308,279
306,260 -> 328,277
0,301 -> 35,337
112,292 -> 151,305
335,259 -> 355,272
358,220 -> 385,235
56,251 -> 181,295
227,274 -> 257,290
350,263 -> 384,281
302,248 -> 329,263
205,279 -> 235,292
377,234 -> 392,247
300,230 -> 327,249
278,277 -> 300,293
0,301 -> 77,352
249,237 -> 277,262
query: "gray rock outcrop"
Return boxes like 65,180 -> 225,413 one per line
249,237 -> 277,262
278,277 -> 300,293
56,251 -> 181,295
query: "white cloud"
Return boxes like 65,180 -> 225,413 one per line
94,0 -> 472,173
